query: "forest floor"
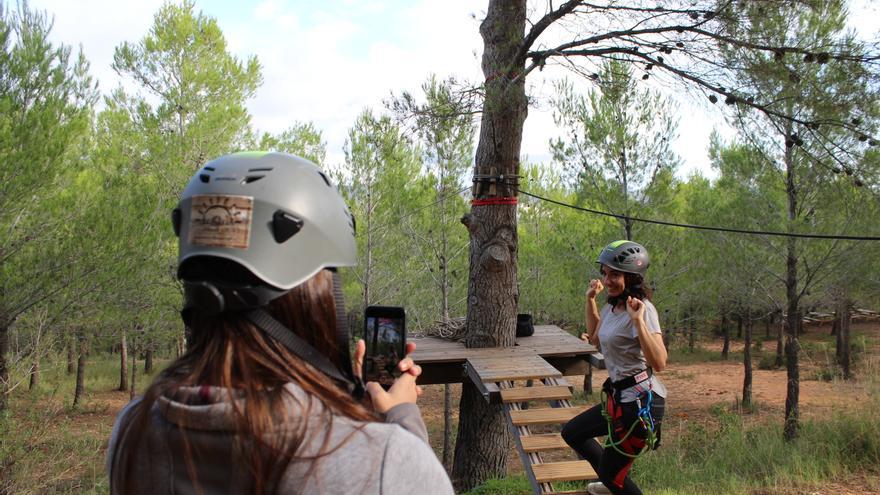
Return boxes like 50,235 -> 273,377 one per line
3,320 -> 879,494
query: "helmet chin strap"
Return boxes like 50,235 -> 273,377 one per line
331,270 -> 365,399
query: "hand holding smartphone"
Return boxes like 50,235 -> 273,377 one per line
363,306 -> 406,390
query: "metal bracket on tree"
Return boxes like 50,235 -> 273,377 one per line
471,167 -> 519,206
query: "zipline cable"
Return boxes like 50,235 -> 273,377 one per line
515,188 -> 880,241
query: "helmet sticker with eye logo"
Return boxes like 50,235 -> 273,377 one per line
188,194 -> 254,249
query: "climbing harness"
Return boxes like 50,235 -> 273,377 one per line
600,370 -> 659,459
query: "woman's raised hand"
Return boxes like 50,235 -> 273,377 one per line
587,279 -> 604,299
626,296 -> 645,322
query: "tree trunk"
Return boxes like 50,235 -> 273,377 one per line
119,330 -> 129,392
443,385 -> 454,471
73,331 -> 87,407
776,314 -> 784,368
29,360 -> 39,391
688,313 -> 696,351
67,335 -> 75,374
0,320 -> 7,412
839,300 -> 851,380
583,362 -> 593,396
177,333 -> 184,358
742,307 -> 753,408
830,310 -> 839,336
721,310 -> 730,359
783,139 -> 800,441
736,313 -> 743,339
452,1 -> 526,490
130,354 -> 138,400
144,340 -> 154,375
765,312 -> 772,339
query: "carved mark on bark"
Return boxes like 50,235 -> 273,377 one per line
480,226 -> 515,273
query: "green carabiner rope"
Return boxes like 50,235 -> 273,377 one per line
600,388 -> 657,459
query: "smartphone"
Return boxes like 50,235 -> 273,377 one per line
363,306 -> 406,389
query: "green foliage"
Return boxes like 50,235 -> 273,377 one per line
550,60 -> 680,240
255,121 -> 327,164
0,0 -> 98,326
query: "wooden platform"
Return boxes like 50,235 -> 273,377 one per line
409,325 -> 597,386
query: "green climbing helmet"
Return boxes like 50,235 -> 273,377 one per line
597,240 -> 650,276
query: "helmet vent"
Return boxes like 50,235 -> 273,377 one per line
204,166 -> 215,171
272,210 -> 304,243
248,167 -> 273,172
199,174 -> 210,183
318,171 -> 331,187
242,175 -> 265,184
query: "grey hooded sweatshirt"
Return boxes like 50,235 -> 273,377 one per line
106,383 -> 453,494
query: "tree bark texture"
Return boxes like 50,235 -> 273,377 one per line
453,1 -> 527,490
452,382 -> 512,491
73,331 -> 87,407
119,331 -> 129,392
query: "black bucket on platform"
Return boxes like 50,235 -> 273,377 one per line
516,313 -> 534,337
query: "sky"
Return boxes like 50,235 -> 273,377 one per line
26,0 -> 880,180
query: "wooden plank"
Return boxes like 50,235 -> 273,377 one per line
468,354 -> 562,382
465,360 -> 501,404
520,433 -> 569,452
510,407 -> 587,426
587,352 -> 605,370
532,460 -> 597,483
414,361 -> 466,385
500,385 -> 572,403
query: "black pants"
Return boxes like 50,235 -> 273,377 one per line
561,392 -> 665,495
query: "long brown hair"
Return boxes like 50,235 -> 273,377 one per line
112,269 -> 374,494
607,271 -> 653,307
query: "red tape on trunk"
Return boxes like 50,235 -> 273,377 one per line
471,197 -> 518,206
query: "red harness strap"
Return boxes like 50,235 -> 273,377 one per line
471,196 -> 518,206
606,392 -> 647,489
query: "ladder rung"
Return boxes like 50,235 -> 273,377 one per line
532,460 -> 597,483
500,385 -> 572,403
510,407 -> 587,426
520,433 -> 569,452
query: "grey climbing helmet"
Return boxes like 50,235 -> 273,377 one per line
171,152 -> 363,395
597,240 -> 650,276
173,151 -> 356,296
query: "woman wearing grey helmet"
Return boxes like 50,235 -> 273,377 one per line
561,240 -> 668,495
106,152 -> 453,494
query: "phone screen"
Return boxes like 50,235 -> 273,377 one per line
363,306 -> 406,389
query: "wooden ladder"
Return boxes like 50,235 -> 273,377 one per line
465,353 -> 598,494
501,378 -> 598,495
